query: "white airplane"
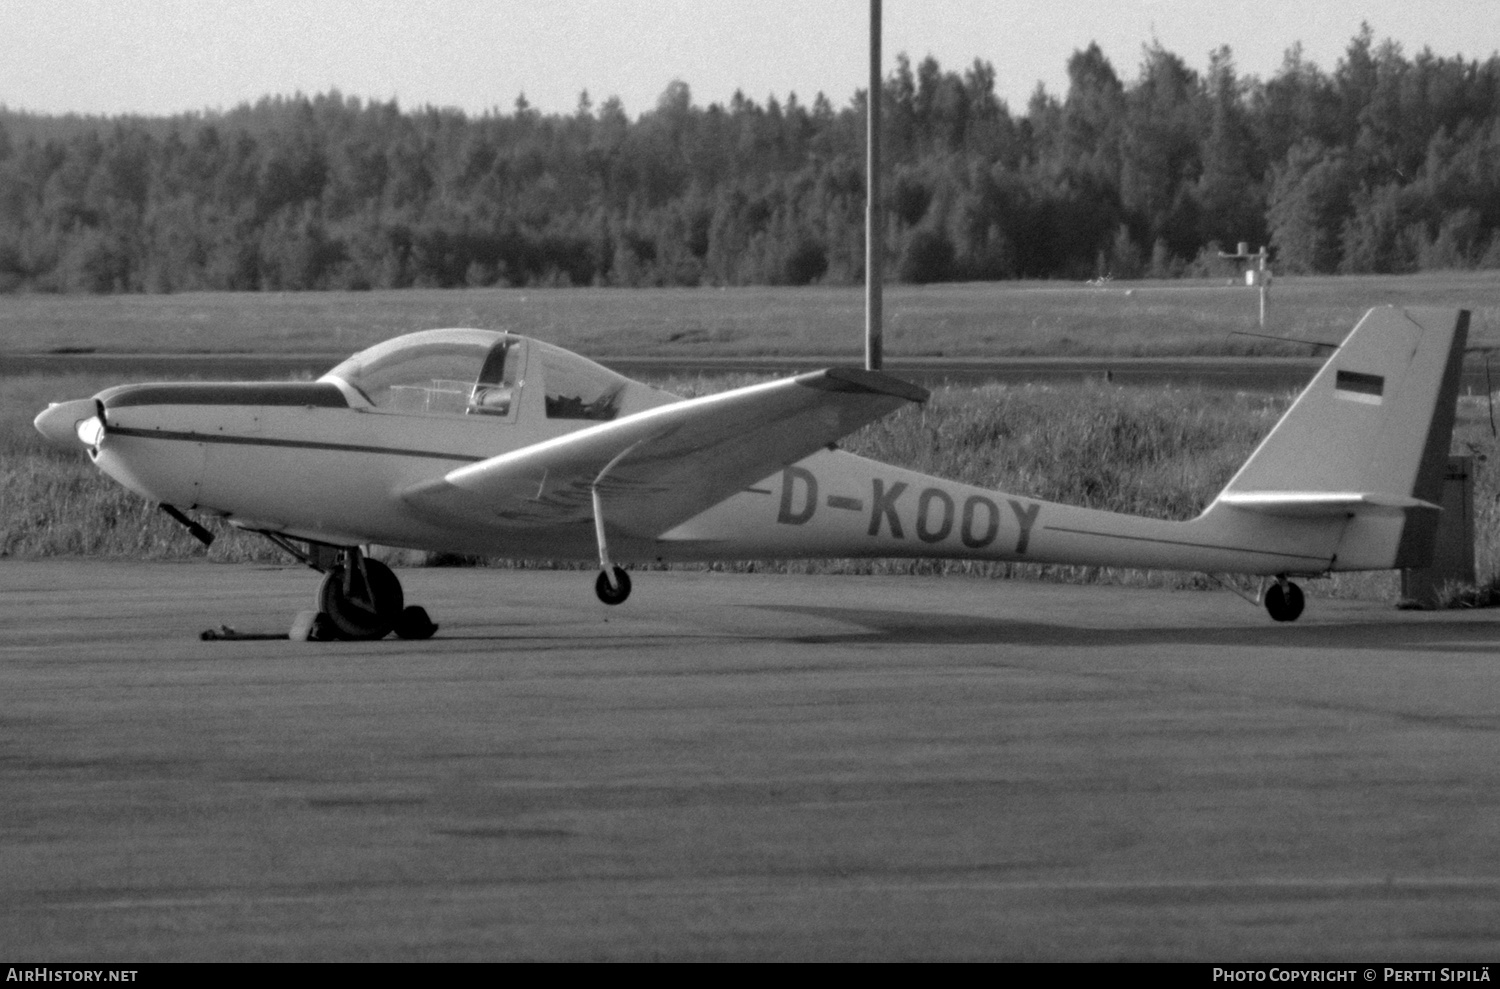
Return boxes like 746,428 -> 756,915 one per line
34,305 -> 1468,638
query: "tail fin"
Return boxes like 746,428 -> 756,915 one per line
1210,306 -> 1468,568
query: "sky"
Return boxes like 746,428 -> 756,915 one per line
3,0 -> 1498,119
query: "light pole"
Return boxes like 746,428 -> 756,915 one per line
865,0 -> 883,371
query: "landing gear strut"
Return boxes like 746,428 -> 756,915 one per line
1264,577 -> 1305,623
257,534 -> 438,641
590,475 -> 633,605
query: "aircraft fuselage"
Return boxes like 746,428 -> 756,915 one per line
88,380 -> 1349,577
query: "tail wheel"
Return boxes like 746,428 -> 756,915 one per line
595,566 -> 632,605
319,558 -> 404,639
1264,581 -> 1305,623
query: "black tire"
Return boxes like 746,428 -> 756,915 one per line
594,566 -> 632,605
319,558 -> 404,639
1265,581 -> 1305,623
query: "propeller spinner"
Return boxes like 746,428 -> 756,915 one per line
34,398 -> 105,451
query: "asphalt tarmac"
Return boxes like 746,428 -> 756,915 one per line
3,560 -> 1499,961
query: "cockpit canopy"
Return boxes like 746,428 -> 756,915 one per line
321,328 -> 674,422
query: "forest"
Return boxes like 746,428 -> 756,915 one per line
2,24 -> 1500,294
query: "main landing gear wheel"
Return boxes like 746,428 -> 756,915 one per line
1264,580 -> 1305,623
319,557 -> 405,639
595,566 -> 632,605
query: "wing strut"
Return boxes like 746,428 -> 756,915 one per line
591,485 -> 615,578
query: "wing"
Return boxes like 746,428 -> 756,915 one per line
400,367 -> 927,538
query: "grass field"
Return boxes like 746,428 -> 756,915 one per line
3,272 -> 1499,359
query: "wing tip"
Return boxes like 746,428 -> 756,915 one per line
798,367 -> 929,403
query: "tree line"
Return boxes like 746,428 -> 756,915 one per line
2,24 -> 1499,294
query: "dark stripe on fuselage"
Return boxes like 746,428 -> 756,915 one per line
106,425 -> 485,463
99,382 -> 349,409
1042,524 -> 1331,564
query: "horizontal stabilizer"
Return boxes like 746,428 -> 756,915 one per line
1216,491 -> 1440,518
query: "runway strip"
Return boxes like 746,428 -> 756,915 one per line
2,560 -> 1499,960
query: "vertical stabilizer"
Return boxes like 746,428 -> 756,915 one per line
1216,306 -> 1468,504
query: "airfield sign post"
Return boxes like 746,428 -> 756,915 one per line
866,0 -> 883,371
1219,242 -> 1271,327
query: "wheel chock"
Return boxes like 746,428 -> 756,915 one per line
393,605 -> 438,640
290,610 -> 339,642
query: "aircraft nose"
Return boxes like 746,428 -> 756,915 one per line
34,398 -> 103,449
